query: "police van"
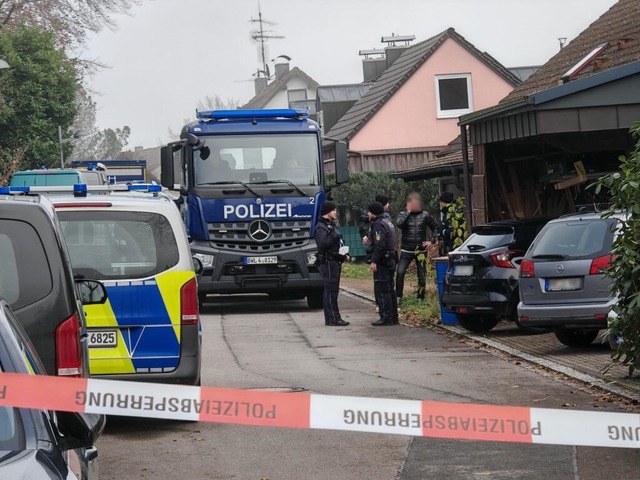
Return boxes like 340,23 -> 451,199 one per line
0,183 -> 203,386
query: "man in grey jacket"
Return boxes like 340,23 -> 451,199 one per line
396,192 -> 438,301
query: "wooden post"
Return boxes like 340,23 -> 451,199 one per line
460,126 -> 472,228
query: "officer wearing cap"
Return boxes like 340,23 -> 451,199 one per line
314,201 -> 350,327
366,202 -> 399,326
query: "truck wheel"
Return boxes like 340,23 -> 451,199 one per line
456,314 -> 500,333
307,290 -> 324,309
554,329 -> 599,347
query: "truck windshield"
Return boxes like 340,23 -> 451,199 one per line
193,134 -> 320,187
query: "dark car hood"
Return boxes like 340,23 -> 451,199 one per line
0,450 -> 67,479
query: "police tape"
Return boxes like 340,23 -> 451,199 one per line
1,372 -> 639,449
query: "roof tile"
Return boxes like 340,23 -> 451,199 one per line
503,0 -> 640,102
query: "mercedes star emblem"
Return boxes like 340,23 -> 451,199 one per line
248,219 -> 271,242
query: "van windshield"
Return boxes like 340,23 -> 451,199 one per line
58,211 -> 180,280
528,219 -> 616,260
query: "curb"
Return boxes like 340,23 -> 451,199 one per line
341,285 -> 640,403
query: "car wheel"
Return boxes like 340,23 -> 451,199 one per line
554,329 -> 599,347
456,314 -> 500,333
607,331 -> 622,350
307,290 -> 324,309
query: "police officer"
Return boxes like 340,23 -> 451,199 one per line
366,202 -> 399,326
358,194 -> 392,240
362,195 -> 392,322
314,201 -> 350,327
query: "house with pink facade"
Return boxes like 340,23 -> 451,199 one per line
325,28 -> 521,173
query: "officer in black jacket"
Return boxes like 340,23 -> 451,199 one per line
314,201 -> 350,327
396,192 -> 439,301
367,202 -> 398,326
358,194 -> 392,239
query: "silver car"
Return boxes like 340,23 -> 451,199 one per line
517,212 -> 621,347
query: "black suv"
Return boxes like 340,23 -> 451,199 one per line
442,217 -> 553,333
0,194 -> 91,377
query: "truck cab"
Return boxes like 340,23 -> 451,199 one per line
160,109 -> 349,308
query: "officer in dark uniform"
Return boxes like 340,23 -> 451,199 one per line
366,202 -> 399,326
314,201 -> 350,327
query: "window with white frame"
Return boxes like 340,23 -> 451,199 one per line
435,74 -> 473,118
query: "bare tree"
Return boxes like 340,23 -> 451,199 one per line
0,0 -> 141,45
69,87 -> 131,160
0,148 -> 23,184
167,94 -> 240,140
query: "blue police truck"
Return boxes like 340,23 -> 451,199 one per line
160,109 -> 349,308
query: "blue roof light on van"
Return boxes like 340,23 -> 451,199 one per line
197,109 -> 309,121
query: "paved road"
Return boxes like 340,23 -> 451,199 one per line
98,293 -> 640,480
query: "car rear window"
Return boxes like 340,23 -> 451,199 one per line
58,210 -> 180,280
461,227 -> 514,251
10,172 -> 81,187
0,220 -> 53,310
528,219 -> 615,260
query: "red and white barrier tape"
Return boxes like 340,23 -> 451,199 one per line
1,372 -> 639,448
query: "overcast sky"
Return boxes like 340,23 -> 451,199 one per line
83,0 -> 618,148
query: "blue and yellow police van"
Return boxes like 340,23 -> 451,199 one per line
47,184 -> 201,385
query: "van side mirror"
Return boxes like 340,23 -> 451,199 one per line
161,146 -> 175,189
334,141 -> 350,185
57,412 -> 106,451
76,279 -> 107,305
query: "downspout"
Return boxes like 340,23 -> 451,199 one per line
460,125 -> 472,228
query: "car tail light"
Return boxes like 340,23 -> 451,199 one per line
520,259 -> 535,278
55,313 -> 83,377
590,255 -> 614,275
180,277 -> 199,325
490,250 -> 521,269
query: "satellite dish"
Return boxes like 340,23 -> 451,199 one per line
275,55 -> 292,62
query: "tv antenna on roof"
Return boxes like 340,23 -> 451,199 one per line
250,4 -> 284,79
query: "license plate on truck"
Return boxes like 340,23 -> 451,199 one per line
453,265 -> 473,276
244,256 -> 278,265
88,330 -> 117,348
545,278 -> 582,291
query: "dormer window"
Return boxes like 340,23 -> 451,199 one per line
435,74 -> 473,118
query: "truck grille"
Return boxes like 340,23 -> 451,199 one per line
208,220 -> 312,252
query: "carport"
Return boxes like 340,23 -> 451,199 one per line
458,61 -> 640,225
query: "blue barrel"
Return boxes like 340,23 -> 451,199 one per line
434,257 -> 458,325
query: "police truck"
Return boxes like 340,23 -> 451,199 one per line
160,109 -> 349,308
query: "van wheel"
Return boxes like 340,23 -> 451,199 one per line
554,329 -> 599,347
307,290 -> 324,309
456,315 -> 500,333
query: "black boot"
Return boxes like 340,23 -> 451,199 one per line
329,319 -> 350,327
371,319 -> 392,326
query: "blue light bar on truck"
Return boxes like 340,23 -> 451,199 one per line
197,109 -> 309,121
0,183 -> 162,195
